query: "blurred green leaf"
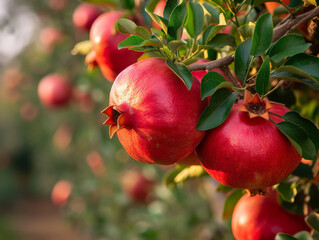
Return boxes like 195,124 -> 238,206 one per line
202,25 -> 226,44
251,13 -> 273,56
196,89 -> 238,131
205,33 -> 236,48
306,212 -> 319,232
166,60 -> 193,90
256,55 -> 270,96
275,233 -> 298,240
292,163 -> 314,179
200,71 -> 233,100
235,38 -> 252,82
277,182 -> 297,203
222,189 -> 245,220
146,8 -> 169,34
202,2 -> 220,23
163,0 -> 179,21
288,0 -> 304,7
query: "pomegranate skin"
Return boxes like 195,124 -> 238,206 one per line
72,3 -> 102,31
38,74 -> 72,107
89,12 -> 142,81
108,58 -> 206,165
196,100 -> 301,189
232,193 -> 310,240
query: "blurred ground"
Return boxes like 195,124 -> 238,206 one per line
1,198 -> 91,240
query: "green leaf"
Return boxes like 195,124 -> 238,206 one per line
117,18 -> 137,35
135,26 -> 152,40
270,66 -> 319,90
235,38 -> 253,82
222,189 -> 245,220
196,88 -> 238,131
163,0 -> 179,21
118,35 -> 145,49
275,121 -> 317,160
268,35 -> 311,63
256,55 -> 270,96
138,51 -> 163,61
83,0 -> 121,8
282,111 -> 319,151
251,12 -> 273,56
146,8 -> 169,34
185,1 -> 204,38
294,231 -> 313,240
167,0 -> 187,40
237,23 -> 255,39
163,165 -> 187,188
166,60 -> 193,90
306,212 -> 319,232
202,2 -> 219,24
168,40 -> 187,53
275,233 -> 298,240
119,0 -> 134,9
205,33 -> 236,48
288,0 -> 304,8
200,71 -> 233,100
202,24 -> 226,44
277,182 -> 297,203
285,53 -> 319,82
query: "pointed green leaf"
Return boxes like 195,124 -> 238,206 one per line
256,55 -> 270,96
117,18 -> 137,34
235,38 -> 253,82
196,88 -> 238,131
185,1 -> 204,38
118,35 -> 144,49
166,60 -> 193,90
270,66 -> 319,90
205,33 -> 236,48
163,0 -> 179,21
146,8 -> 169,33
200,71 -> 233,100
275,121 -> 317,160
277,182 -> 297,203
283,111 -> 319,151
306,212 -> 319,232
292,163 -> 314,179
222,189 -> 245,220
202,2 -> 219,24
203,24 -> 226,44
251,13 -> 273,56
119,0 -> 134,9
293,231 -> 313,240
168,39 -> 187,53
135,26 -> 151,40
167,0 -> 187,40
268,34 -> 311,63
288,0 -> 304,8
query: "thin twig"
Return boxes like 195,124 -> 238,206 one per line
220,66 -> 243,88
189,6 -> 319,72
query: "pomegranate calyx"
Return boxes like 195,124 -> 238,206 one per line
246,188 -> 268,197
101,105 -> 125,139
85,50 -> 98,71
238,90 -> 272,120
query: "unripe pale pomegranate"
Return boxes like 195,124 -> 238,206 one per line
102,58 -> 206,165
197,92 -> 301,194
72,3 -> 102,31
38,73 -> 72,108
232,192 -> 310,240
89,11 -> 142,81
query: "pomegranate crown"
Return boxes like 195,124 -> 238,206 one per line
238,90 -> 272,120
101,105 -> 125,138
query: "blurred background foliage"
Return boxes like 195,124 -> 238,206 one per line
0,0 -> 234,239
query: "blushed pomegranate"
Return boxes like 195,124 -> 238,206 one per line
197,92 -> 301,194
38,73 -> 72,107
102,58 -> 206,165
89,11 -> 142,81
232,192 -> 310,240
72,3 -> 102,31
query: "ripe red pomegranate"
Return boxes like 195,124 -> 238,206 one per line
120,170 -> 155,203
72,3 -> 102,31
38,73 -> 72,108
176,151 -> 201,165
232,192 -> 310,240
102,58 -> 206,165
89,11 -> 142,81
197,92 -> 301,194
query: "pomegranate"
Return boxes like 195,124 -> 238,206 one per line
89,11 -> 142,81
176,151 -> 201,165
102,58 -> 206,165
120,170 -> 155,203
38,73 -> 72,108
265,0 -> 290,14
197,92 -> 301,194
232,192 -> 310,240
39,27 -> 63,52
72,3 -> 102,31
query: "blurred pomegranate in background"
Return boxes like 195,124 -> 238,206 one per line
39,27 -> 63,52
38,73 -> 72,108
72,3 -> 102,31
51,180 -> 73,207
120,170 -> 155,203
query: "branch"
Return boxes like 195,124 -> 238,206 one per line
189,6 -> 319,72
220,66 -> 243,88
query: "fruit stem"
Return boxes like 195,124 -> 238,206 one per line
262,81 -> 283,99
269,111 -> 283,118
